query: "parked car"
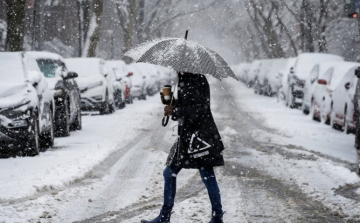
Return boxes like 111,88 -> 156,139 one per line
232,63 -> 251,83
286,53 -> 343,108
106,60 -> 130,106
262,58 -> 288,96
137,63 -> 160,96
0,52 -> 54,156
106,64 -> 126,109
303,62 -> 340,115
65,58 -> 115,114
27,52 -> 82,137
311,62 -> 357,124
254,59 -> 272,95
127,63 -> 147,100
277,58 -> 296,103
330,62 -> 360,132
246,60 -> 261,88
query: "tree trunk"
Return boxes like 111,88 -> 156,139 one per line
125,0 -> 136,52
5,0 -> 26,51
86,0 -> 103,57
136,0 -> 145,42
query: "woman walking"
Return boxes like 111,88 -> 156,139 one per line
141,72 -> 225,223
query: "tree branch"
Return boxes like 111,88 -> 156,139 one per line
149,0 -> 216,35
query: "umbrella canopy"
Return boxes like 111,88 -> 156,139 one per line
124,38 -> 237,80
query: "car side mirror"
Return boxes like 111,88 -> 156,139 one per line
117,78 -> 122,81
66,72 -> 78,79
345,82 -> 351,90
355,67 -> 360,78
28,71 -> 42,87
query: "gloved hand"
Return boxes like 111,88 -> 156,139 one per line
160,92 -> 177,106
164,105 -> 175,116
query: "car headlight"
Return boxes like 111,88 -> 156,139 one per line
92,95 -> 103,101
8,119 -> 28,128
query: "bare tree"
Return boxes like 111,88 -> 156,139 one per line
81,0 -> 104,57
5,0 -> 26,51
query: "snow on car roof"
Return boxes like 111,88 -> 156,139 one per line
267,58 -> 288,81
0,52 -> 26,84
25,51 -> 64,61
328,61 -> 360,91
294,53 -> 343,79
106,60 -> 127,78
316,62 -> 340,82
64,58 -> 105,77
258,59 -> 272,80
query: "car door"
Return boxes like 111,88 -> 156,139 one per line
59,61 -> 78,122
25,55 -> 53,133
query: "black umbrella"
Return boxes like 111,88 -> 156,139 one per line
124,31 -> 237,80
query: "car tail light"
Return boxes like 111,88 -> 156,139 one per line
125,85 -> 130,94
318,79 -> 327,85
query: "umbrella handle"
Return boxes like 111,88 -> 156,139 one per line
162,116 -> 169,127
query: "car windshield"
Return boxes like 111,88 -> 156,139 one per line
36,59 -> 64,78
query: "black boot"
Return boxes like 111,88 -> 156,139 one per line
209,211 -> 225,223
141,206 -> 172,223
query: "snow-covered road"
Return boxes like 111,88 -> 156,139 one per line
1,79 -> 360,223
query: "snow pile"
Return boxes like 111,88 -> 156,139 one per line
0,96 -> 163,201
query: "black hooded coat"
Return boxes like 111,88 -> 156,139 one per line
166,73 -> 225,169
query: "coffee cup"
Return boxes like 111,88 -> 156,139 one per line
162,85 -> 172,101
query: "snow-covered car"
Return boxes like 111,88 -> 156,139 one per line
28,52 -> 82,137
253,59 -> 272,95
136,63 -> 160,96
106,60 -> 133,104
106,63 -> 126,109
106,60 -> 129,107
286,53 -> 343,108
246,60 -> 261,88
277,58 -> 296,103
261,58 -> 288,96
158,66 -> 177,88
127,63 -> 147,100
330,62 -> 360,133
311,62 -> 357,124
0,52 -> 54,156
65,58 -> 115,114
303,62 -> 340,115
232,63 -> 251,83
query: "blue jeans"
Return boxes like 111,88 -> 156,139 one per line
162,165 -> 223,214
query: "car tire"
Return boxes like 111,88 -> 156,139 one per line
303,107 -> 310,115
120,100 -> 126,109
311,100 -> 320,121
356,128 -> 360,150
343,107 -> 350,134
25,111 -> 40,156
70,107 -> 82,131
100,91 -> 111,115
40,109 -> 54,150
55,98 -> 70,137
